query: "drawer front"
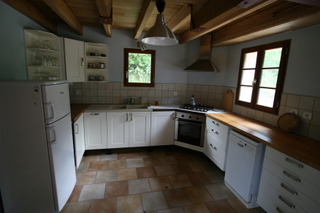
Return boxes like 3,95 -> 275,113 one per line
206,131 -> 228,151
265,146 -> 320,188
259,180 -> 307,213
206,117 -> 229,135
263,157 -> 320,204
204,136 -> 226,171
261,168 -> 320,213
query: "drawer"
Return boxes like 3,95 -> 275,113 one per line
259,180 -> 307,213
265,146 -> 320,188
206,117 -> 229,135
206,132 -> 228,151
261,168 -> 320,213
204,137 -> 226,171
263,157 -> 320,204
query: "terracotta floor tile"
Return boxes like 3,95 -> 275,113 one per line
206,200 -> 237,213
88,161 -> 108,171
95,170 -> 117,183
187,172 -> 212,185
170,164 -> 193,174
149,176 -> 172,191
141,191 -> 169,212
118,153 -> 135,160
100,154 -> 118,161
105,181 -> 128,197
117,194 -> 143,213
136,166 -> 157,178
126,158 -> 145,168
60,201 -> 90,213
133,152 -> 149,158
89,197 -> 117,213
67,185 -> 83,202
76,162 -> 90,173
117,168 -> 137,181
163,188 -> 192,208
185,185 -> 213,204
188,162 -> 215,172
78,183 -> 106,201
128,179 -> 151,194
143,157 -> 162,166
168,174 -> 193,189
159,155 -> 178,165
148,151 -> 166,158
76,172 -> 97,185
174,154 -> 194,164
81,155 -> 101,162
155,165 -> 175,176
205,183 -> 235,200
204,170 -> 225,183
108,160 -> 126,170
157,208 -> 184,213
182,204 -> 210,213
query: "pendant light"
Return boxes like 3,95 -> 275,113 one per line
141,0 -> 178,46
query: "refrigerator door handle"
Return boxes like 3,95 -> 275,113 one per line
46,127 -> 57,144
44,102 -> 55,121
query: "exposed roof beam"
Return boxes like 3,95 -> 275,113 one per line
211,2 -> 320,46
167,5 -> 191,32
134,0 -> 156,40
95,0 -> 113,37
286,0 -> 320,7
2,0 -> 57,33
43,0 -> 83,35
179,0 -> 278,44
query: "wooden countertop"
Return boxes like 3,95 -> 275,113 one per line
206,113 -> 320,171
70,104 -> 90,122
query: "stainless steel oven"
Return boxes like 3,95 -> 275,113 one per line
175,111 -> 206,147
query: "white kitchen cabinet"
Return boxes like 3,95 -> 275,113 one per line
24,29 -> 64,80
85,42 -> 108,82
257,146 -> 320,213
73,114 -> 85,168
107,111 -> 151,148
64,38 -> 85,82
84,112 -> 107,150
204,117 -> 230,171
151,111 -> 175,146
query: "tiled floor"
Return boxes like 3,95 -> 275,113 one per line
61,146 -> 265,213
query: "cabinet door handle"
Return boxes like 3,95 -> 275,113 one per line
280,183 -> 298,195
75,124 -> 79,134
237,143 -> 244,148
209,144 -> 217,150
81,57 -> 84,66
276,207 -> 285,213
211,129 -> 218,135
283,171 -> 301,182
212,121 -> 219,126
278,195 -> 295,209
129,113 -> 133,121
92,113 -> 99,115
285,158 -> 303,168
126,113 -> 129,122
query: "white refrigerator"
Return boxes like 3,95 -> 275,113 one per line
0,81 -> 76,213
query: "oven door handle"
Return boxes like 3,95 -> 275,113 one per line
177,120 -> 203,126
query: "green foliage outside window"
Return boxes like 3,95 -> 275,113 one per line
128,53 -> 151,83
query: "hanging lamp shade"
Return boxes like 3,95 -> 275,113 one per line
141,0 -> 178,46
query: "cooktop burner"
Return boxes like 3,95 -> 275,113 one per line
179,104 -> 214,112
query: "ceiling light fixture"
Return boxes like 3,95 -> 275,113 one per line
141,0 -> 178,46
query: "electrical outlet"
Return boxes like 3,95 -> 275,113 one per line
173,92 -> 178,96
290,109 -> 298,115
303,111 -> 312,120
75,90 -> 82,96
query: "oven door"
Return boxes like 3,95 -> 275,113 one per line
175,118 -> 205,147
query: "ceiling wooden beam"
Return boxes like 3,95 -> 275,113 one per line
179,0 -> 278,44
2,0 -> 57,33
95,0 -> 112,37
286,0 -> 320,7
134,0 -> 155,40
211,3 -> 320,46
43,0 -> 83,35
167,5 -> 191,32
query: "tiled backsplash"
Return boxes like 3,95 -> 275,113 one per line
69,82 -> 320,141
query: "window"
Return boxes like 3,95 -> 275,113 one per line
235,40 -> 290,114
124,48 -> 155,87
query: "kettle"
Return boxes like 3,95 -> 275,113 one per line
190,95 -> 196,106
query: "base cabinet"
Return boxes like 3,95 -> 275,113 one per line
84,112 -> 107,150
73,114 -> 85,168
151,111 -> 175,146
107,111 -> 151,148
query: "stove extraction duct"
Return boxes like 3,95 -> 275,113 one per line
184,34 -> 219,72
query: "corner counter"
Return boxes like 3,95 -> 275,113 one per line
70,104 -> 90,122
206,112 -> 320,171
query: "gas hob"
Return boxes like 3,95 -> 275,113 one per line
179,104 -> 225,114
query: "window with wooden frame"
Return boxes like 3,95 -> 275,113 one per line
235,40 -> 291,114
124,48 -> 155,87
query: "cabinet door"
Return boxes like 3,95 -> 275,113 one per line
84,112 -> 107,150
64,38 -> 85,82
151,111 -> 175,146
73,114 -> 85,168
130,112 -> 151,147
107,112 -> 129,148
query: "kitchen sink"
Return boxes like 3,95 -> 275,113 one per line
126,104 -> 149,109
86,104 -> 151,111
108,105 -> 126,109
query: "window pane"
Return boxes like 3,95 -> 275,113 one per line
241,69 -> 255,85
239,86 -> 253,103
128,53 -> 151,83
263,48 -> 282,68
243,52 -> 257,69
260,69 -> 279,88
257,88 -> 275,107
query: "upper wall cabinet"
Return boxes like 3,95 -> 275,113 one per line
85,42 -> 108,82
24,29 -> 63,81
64,38 -> 85,82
